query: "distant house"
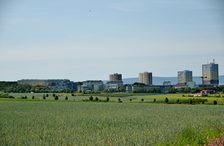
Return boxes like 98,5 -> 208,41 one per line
194,89 -> 215,97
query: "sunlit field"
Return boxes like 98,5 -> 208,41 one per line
1,101 -> 224,145
6,92 -> 224,105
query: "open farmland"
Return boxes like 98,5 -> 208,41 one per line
7,93 -> 224,105
1,101 -> 224,145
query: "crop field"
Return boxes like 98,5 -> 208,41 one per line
6,93 -> 224,105
1,100 -> 224,145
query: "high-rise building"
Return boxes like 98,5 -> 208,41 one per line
107,73 -> 123,91
109,73 -> 122,81
139,72 -> 152,85
177,70 -> 193,85
202,60 -> 219,85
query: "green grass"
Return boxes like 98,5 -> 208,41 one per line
4,93 -> 224,105
142,94 -> 224,104
1,101 -> 224,145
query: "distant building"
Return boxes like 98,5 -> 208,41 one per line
17,79 -> 77,91
163,81 -> 171,86
106,73 -> 123,91
80,80 -> 104,92
126,85 -> 133,92
202,60 -> 219,85
177,70 -> 193,86
109,73 -> 122,81
139,72 -> 152,85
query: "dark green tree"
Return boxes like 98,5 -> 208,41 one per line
89,96 -> 93,101
189,99 -> 193,104
55,96 -> 59,100
165,98 -> 169,103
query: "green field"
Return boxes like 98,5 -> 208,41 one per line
1,100 -> 224,145
6,92 -> 224,105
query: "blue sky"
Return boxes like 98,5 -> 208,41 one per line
0,0 -> 224,81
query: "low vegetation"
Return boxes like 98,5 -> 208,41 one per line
0,102 -> 224,145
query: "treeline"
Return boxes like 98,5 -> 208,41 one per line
133,86 -> 224,94
0,82 -> 73,93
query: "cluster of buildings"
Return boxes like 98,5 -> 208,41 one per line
177,60 -> 219,88
17,60 -> 220,93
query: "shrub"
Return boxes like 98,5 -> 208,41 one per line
118,98 -> 122,103
129,99 -> 132,102
165,98 -> 169,103
189,99 -> 193,104
141,98 -> 144,102
71,93 -> 75,96
106,97 -> 110,102
46,94 -> 49,97
95,97 -> 99,101
89,96 -> 93,101
176,99 -> 180,103
32,96 -> 35,99
9,96 -> 15,99
213,100 -> 217,105
65,96 -> 68,100
55,96 -> 59,100
153,99 -> 156,102
22,96 -> 27,99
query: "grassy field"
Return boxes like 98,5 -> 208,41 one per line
1,100 -> 224,145
6,93 -> 224,104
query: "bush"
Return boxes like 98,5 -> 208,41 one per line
46,94 -> 49,97
213,100 -> 217,105
106,97 -> 110,102
129,99 -> 132,102
89,96 -> 93,101
9,96 -> 15,99
165,98 -> 169,103
55,96 -> 59,100
141,98 -> 144,102
118,98 -> 122,103
95,97 -> 99,101
65,96 -> 68,100
32,96 -> 34,99
22,96 -> 27,99
153,99 -> 156,102
176,99 -> 180,103
71,93 -> 75,96
189,99 -> 193,104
